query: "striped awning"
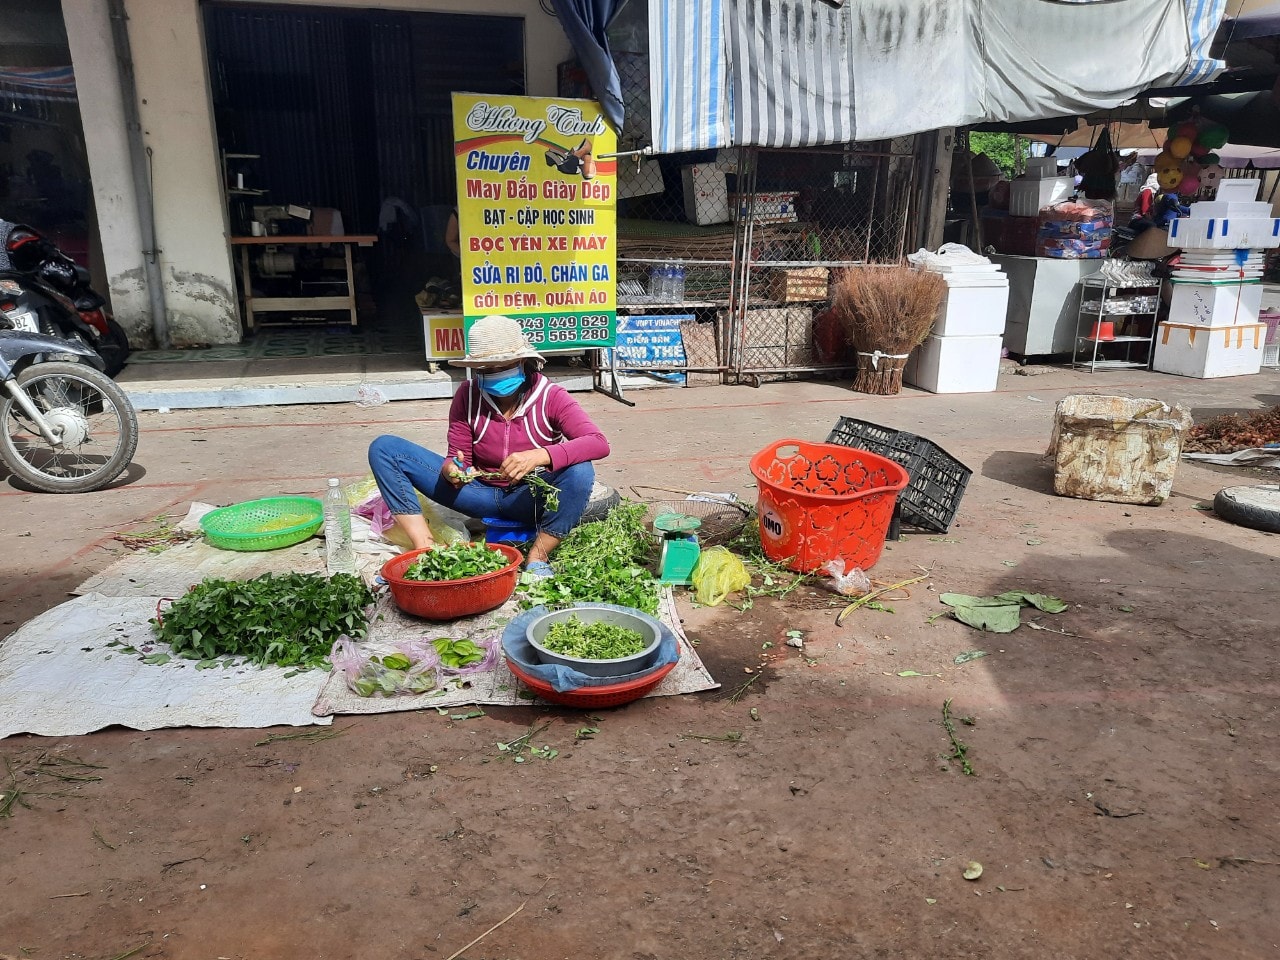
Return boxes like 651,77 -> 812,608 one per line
649,0 -> 1231,153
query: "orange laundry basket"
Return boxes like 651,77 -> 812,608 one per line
749,439 -> 910,574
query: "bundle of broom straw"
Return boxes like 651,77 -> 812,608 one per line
831,263 -> 947,394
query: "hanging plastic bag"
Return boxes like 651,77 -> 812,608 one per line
691,546 -> 751,606
329,636 -> 441,698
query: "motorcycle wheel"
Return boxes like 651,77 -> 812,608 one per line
0,361 -> 139,493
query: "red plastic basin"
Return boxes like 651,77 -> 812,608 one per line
380,543 -> 523,621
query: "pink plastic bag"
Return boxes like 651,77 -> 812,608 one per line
329,635 -> 441,698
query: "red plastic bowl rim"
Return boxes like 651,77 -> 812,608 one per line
380,542 -> 523,587
749,438 -> 910,502
505,655 -> 678,698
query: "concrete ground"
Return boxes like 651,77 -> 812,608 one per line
2,364 -> 1279,959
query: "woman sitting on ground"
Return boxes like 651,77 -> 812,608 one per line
368,314 -> 610,577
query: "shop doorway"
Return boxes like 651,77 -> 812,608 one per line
0,0 -> 102,288
202,2 -> 526,349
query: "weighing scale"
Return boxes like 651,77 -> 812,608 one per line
654,512 -> 701,585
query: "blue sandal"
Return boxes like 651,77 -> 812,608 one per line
523,560 -> 555,580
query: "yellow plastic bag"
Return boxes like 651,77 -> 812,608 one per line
345,474 -> 464,549
692,546 -> 751,606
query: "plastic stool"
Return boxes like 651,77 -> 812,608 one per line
482,516 -> 536,545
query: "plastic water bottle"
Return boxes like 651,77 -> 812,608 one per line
672,264 -> 686,302
648,264 -> 664,300
323,478 -> 356,576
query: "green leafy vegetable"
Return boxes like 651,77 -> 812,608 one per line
939,590 -> 1068,633
540,615 -> 648,660
380,652 -> 412,671
431,637 -> 486,669
151,572 -> 374,668
519,501 -> 660,614
405,542 -> 510,582
351,651 -> 437,698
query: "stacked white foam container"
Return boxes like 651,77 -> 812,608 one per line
904,244 -> 1009,393
1154,179 -> 1280,379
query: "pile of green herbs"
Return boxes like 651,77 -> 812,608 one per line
151,572 -> 374,669
405,542 -> 509,581
520,501 -> 660,615
541,615 -> 647,660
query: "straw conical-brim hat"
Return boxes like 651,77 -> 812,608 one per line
452,315 -> 545,367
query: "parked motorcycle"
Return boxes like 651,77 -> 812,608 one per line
0,327 -> 138,493
0,221 -> 130,377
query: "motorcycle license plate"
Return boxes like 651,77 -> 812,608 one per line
3,309 -> 39,333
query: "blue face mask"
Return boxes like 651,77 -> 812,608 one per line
478,364 -> 525,397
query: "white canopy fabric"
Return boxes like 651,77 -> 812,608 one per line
649,0 -> 1230,152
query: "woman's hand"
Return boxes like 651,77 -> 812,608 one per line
500,448 -> 552,483
443,455 -> 471,488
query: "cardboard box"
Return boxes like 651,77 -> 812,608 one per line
731,191 -> 799,223
768,267 -> 829,303
681,164 -> 730,225
1152,321 -> 1267,378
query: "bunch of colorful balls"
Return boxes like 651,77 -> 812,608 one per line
1152,119 -> 1230,198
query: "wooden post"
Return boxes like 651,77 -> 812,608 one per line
919,128 -> 955,253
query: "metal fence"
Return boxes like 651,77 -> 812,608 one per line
605,139 -> 921,388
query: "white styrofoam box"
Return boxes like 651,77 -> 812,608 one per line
1168,216 -> 1280,250
1216,179 -> 1261,203
1009,177 -> 1074,217
933,275 -> 1010,337
1188,200 -> 1274,219
1179,250 -> 1266,265
1025,157 -> 1060,179
681,164 -> 730,225
1168,281 -> 1263,327
1152,322 -> 1267,378
904,334 -> 1003,393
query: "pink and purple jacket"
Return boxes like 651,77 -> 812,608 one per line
446,372 -> 609,484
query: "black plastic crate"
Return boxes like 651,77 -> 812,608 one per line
824,417 -> 971,533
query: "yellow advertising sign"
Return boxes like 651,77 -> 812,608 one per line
452,93 -> 617,350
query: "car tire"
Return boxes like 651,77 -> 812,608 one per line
1213,484 -> 1280,534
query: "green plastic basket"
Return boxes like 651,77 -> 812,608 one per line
200,496 -> 325,552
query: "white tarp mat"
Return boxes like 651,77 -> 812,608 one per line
0,503 -> 717,737
1183,448 -> 1280,468
650,0 -> 1225,150
0,594 -> 330,739
312,587 -> 718,716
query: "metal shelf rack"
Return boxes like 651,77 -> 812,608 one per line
1072,274 -> 1161,373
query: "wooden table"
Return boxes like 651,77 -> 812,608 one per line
230,234 -> 377,329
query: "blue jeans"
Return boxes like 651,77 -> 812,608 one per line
368,435 -> 595,539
